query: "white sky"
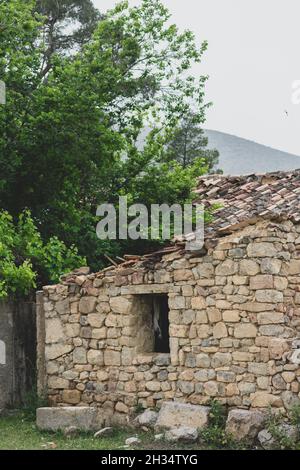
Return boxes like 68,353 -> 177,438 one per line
93,0 -> 300,155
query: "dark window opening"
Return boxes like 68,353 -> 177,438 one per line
135,294 -> 170,354
153,295 -> 170,353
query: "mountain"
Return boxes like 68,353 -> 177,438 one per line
204,129 -> 300,175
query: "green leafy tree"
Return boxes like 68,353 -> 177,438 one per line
166,112 -> 220,171
0,210 -> 86,299
0,0 -> 212,270
36,0 -> 102,77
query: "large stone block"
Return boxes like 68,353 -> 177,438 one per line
46,318 -> 65,344
250,275 -> 273,290
79,297 -> 97,314
110,297 -> 132,314
247,243 -> 277,258
155,402 -> 209,430
239,259 -> 260,275
36,407 -> 102,431
225,409 -> 266,441
234,323 -> 257,338
255,290 -> 283,303
104,349 -> 121,366
45,344 -> 73,360
288,260 -> 300,275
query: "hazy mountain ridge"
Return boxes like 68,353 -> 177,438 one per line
204,129 -> 300,175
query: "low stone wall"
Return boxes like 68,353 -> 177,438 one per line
0,301 -> 36,408
39,220 -> 300,425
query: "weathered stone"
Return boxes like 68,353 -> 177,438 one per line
248,362 -> 268,376
169,324 -> 189,337
251,392 -> 281,408
125,437 -> 141,446
288,260 -> 300,275
155,402 -> 209,430
73,347 -> 87,364
250,275 -> 273,290
257,429 -> 277,450
217,371 -> 235,382
45,344 -> 73,360
211,353 -> 232,368
178,381 -> 194,394
48,377 -> 69,389
261,258 -> 282,274
207,308 -> 222,323
88,313 -> 105,328
289,349 -> 300,365
191,297 -> 206,310
234,323 -> 257,338
240,259 -> 260,275
87,349 -> 103,366
46,318 -> 65,344
196,354 -> 211,368
272,374 -> 287,390
56,299 -> 70,315
247,243 -> 277,258
255,290 -> 283,303
136,410 -> 158,427
225,409 -> 266,441
37,407 -> 100,431
173,269 -> 193,281
62,390 -> 81,405
213,322 -> 228,339
65,323 -> 80,338
258,424 -> 299,450
104,350 -> 121,366
257,312 -> 284,325
165,427 -> 198,443
216,260 -> 237,276
197,263 -> 214,278
281,391 -> 300,410
115,402 -> 129,413
223,310 -> 240,322
146,381 -> 161,392
154,354 -> 171,366
79,297 -> 97,314
196,311 -> 208,323
110,297 -> 132,314
203,381 -> 219,396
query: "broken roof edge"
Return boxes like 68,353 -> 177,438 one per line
59,213 -> 296,286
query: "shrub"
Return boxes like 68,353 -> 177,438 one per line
198,400 -> 245,449
0,210 -> 86,298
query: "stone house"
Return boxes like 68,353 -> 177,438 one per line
37,170 -> 300,427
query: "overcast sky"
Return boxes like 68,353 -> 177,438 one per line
93,0 -> 300,155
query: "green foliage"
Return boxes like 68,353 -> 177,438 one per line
166,112 -> 220,171
266,406 -> 300,450
0,0 -> 214,271
21,389 -> 48,422
199,400 -> 245,449
0,210 -> 85,298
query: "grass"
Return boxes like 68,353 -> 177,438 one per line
0,412 -> 208,451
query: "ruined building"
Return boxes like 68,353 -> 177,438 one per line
37,170 -> 300,427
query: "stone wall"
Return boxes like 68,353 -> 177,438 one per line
39,219 -> 300,425
0,301 -> 36,408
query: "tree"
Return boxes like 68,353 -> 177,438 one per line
166,112 -> 220,171
36,0 -> 102,77
0,0 -> 212,270
0,210 -> 86,298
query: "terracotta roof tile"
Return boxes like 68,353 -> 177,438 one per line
195,169 -> 300,235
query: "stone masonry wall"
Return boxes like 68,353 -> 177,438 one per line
39,219 -> 300,426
